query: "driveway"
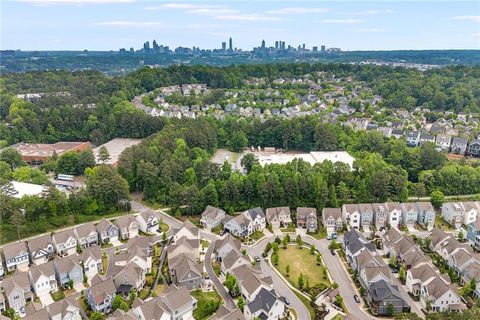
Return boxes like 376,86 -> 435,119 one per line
205,241 -> 236,309
246,236 -> 310,320
39,292 -> 54,307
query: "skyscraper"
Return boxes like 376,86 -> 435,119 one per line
321,45 -> 326,52
261,39 -> 265,49
229,37 -> 233,51
222,42 -> 226,51
275,41 -> 279,49
152,40 -> 159,52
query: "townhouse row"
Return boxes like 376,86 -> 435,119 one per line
343,229 -> 411,316
441,201 -> 480,229
382,228 -> 470,312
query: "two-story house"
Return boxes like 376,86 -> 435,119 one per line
3,241 -> 30,272
466,220 -> 480,250
29,261 -> 58,297
441,202 -> 465,229
86,276 -> 117,314
420,276 -> 463,312
54,256 -> 83,288
224,214 -> 253,238
46,295 -> 82,320
80,246 -> 103,282
467,139 -> 480,157
95,219 -> 119,244
416,202 -> 435,230
371,203 -> 388,229
173,219 -> 199,242
27,234 -> 56,266
135,210 -> 160,234
114,215 -> 138,240
385,202 -> 402,228
322,208 -> 343,237
244,207 -> 266,231
436,134 -> 452,151
214,234 -> 241,261
406,131 -> 420,147
200,205 -> 226,230
296,207 -> 318,233
451,137 -> 468,154
461,201 -> 480,226
244,287 -> 287,320
1,272 -> 33,317
265,207 -> 292,229
342,204 -> 360,229
358,203 -> 374,229
74,222 -> 98,249
52,229 -> 77,257
401,203 -> 419,228
366,279 -> 410,316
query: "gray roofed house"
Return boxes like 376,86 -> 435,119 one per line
1,271 -> 33,317
46,295 -> 82,320
436,134 -> 452,151
96,218 -> 119,244
200,205 -> 226,230
419,133 -> 435,145
244,207 -> 266,231
372,203 -> 388,228
214,234 -> 241,261
211,306 -> 246,320
74,222 -> 99,248
52,229 -> 77,257
296,207 -> 318,233
265,207 -> 292,229
80,246 -> 103,281
3,241 -> 29,272
86,276 -> 117,313
416,202 -> 435,230
451,136 -> 468,154
29,260 -> 58,296
401,203 -> 419,227
173,219 -> 199,242
27,234 -> 55,266
53,256 -> 83,288
366,279 -> 410,316
0,292 -> 5,314
114,214 -> 139,240
467,139 -> 480,157
322,208 -> 343,236
244,288 -> 286,320
358,203 -> 374,228
135,210 -> 160,234
158,285 -> 197,319
406,131 -> 420,147
342,204 -> 361,229
343,229 -> 376,268
224,214 -> 254,238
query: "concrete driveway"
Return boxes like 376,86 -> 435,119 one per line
39,292 -> 54,307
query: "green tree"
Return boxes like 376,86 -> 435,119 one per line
56,151 -> 80,175
0,148 -> 26,169
298,273 -> 305,289
85,165 -> 129,212
272,252 -> 279,266
223,273 -> 238,294
112,295 -> 129,312
309,244 -> 315,255
387,303 -> 395,316
240,153 -> 259,174
12,166 -> 48,184
2,308 -> 20,320
77,149 -> 96,174
430,190 -> 445,208
89,312 -> 104,320
229,130 -> 248,152
97,146 -> 111,164
282,236 -> 288,249
399,265 -> 406,284
237,296 -> 245,311
296,234 -> 303,248
285,264 -> 290,276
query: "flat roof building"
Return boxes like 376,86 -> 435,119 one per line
92,138 -> 142,166
9,141 -> 91,164
252,151 -> 355,169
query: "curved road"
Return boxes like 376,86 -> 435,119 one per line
245,236 -> 311,320
205,241 -> 236,309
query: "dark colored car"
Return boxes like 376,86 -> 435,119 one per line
354,295 -> 360,303
330,249 -> 336,256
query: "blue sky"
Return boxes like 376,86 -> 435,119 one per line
1,1 -> 479,51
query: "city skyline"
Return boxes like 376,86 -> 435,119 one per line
1,1 -> 480,51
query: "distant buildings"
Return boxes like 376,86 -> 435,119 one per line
92,138 -> 141,167
9,141 -> 91,164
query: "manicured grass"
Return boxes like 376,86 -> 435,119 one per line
293,290 -> 316,320
160,222 -> 170,233
51,290 -> 65,301
212,261 -> 221,277
308,228 -> 327,240
276,246 -> 331,292
138,288 -> 150,300
250,230 -> 265,241
280,223 -> 296,232
101,255 -> 108,275
191,289 -> 221,320
332,315 -> 345,320
435,215 -> 453,231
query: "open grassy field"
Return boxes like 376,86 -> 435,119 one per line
191,290 -> 221,320
277,245 -> 331,291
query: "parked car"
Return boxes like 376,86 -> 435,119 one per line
264,258 -> 269,262
284,297 -> 290,305
220,229 -> 226,236
330,249 -> 336,256
255,256 -> 261,263
354,295 -> 360,303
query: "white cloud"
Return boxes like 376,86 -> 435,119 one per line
473,32 -> 480,37
20,0 -> 133,4
355,28 -> 386,33
92,21 -> 162,27
216,14 -> 283,22
267,7 -> 327,15
145,3 -> 224,11
342,9 -> 393,16
451,15 -> 480,22
321,19 -> 362,24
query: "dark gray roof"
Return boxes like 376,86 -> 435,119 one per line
245,207 -> 265,220
368,279 -> 403,302
246,288 -> 280,314
344,230 -> 375,255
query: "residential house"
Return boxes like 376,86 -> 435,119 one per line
135,210 -> 160,234
200,206 -> 226,229
358,203 -> 374,229
231,264 -> 273,302
52,229 -> 77,257
211,306 -> 246,320
221,250 -> 250,276
296,207 -> 318,233
467,220 -> 480,250
74,222 -> 99,248
86,276 -> 117,313
416,202 -> 436,230
243,287 -> 286,320
366,279 -> 410,316
0,292 -> 5,314
371,203 -> 388,229
243,208 -> 266,231
1,272 -> 33,317
29,261 -> 58,297
114,215 -> 139,240
419,133 -> 435,146
47,295 -> 82,320
451,137 -> 468,154
54,256 -> 83,288
401,203 -> 419,228
96,218 -> 119,244
322,208 -> 343,236
0,263 -> 3,280
224,214 -> 254,238
406,264 -> 438,297
80,246 -> 103,281
342,204 -> 361,229
420,276 -> 463,312
214,234 -> 241,261
113,261 -> 147,296
2,241 -> 30,272
461,201 -> 479,225
167,236 -> 203,290
441,202 -> 465,229
406,131 -> 420,147
173,220 -> 199,242
27,234 -> 55,266
461,261 -> 480,298
447,249 -> 476,276
343,230 -> 376,269
265,207 -> 292,229
386,202 -> 402,228
436,134 -> 452,151
467,139 -> 480,157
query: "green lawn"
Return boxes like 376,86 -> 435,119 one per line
101,255 -> 108,275
280,223 -> 296,232
51,290 -> 65,301
191,290 -> 221,320
138,288 -> 150,300
160,222 -> 170,233
293,290 -> 316,320
250,230 -> 265,241
212,261 -> 221,277
435,215 -> 453,231
276,246 -> 331,294
308,228 -> 327,240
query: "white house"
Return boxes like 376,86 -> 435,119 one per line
420,276 -> 463,312
173,220 -> 199,242
461,201 -> 479,226
342,204 -> 360,229
441,202 -> 465,229
3,241 -> 30,272
29,261 -> 58,297
114,215 -> 139,240
135,210 -> 160,234
27,234 -> 56,266
401,203 -> 419,228
200,206 -> 226,229
52,229 -> 77,257
243,207 -> 266,231
386,202 -> 402,228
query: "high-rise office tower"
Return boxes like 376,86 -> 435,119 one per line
275,41 -> 279,49
222,42 -> 226,51
229,37 -> 233,51
321,45 -> 326,52
261,39 -> 265,49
